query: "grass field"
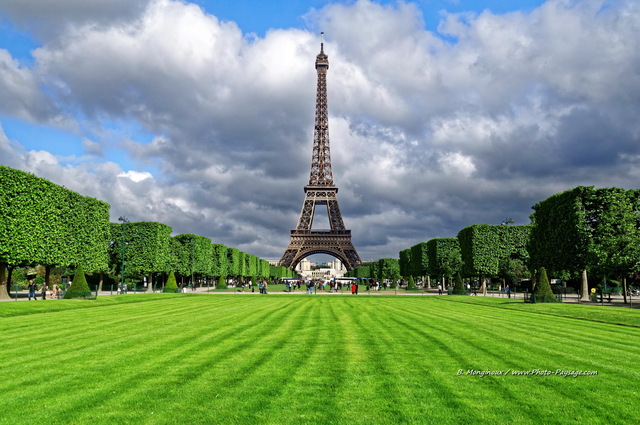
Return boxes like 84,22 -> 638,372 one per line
1,294 -> 639,424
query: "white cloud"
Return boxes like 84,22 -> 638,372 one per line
2,0 -> 640,261
117,170 -> 153,182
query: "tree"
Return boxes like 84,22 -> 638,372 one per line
426,238 -> 462,287
226,248 -> 241,282
410,242 -> 430,285
164,271 -> 178,293
534,267 -> 556,303
110,222 -> 172,289
174,234 -> 214,286
399,249 -> 412,278
0,166 -> 110,299
458,224 -> 532,295
530,186 -> 640,302
211,244 -> 228,280
407,275 -> 417,290
64,265 -> 91,299
377,258 -> 400,283
216,275 -> 227,289
452,273 -> 466,295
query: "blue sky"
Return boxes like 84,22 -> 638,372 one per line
1,0 -> 638,263
0,0 -> 548,178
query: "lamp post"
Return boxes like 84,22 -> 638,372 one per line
118,216 -> 129,294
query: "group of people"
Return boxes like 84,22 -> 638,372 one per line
27,277 -> 61,300
258,280 -> 268,294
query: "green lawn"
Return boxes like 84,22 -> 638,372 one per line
1,294 -> 638,424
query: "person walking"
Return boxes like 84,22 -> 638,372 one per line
438,283 -> 443,295
28,277 -> 37,300
41,283 -> 48,300
506,285 -> 511,298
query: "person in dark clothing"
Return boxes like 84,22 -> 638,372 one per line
28,278 -> 37,300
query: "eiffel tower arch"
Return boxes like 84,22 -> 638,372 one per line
279,34 -> 361,271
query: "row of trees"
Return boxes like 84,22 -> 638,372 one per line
391,186 -> 639,302
0,166 -> 294,298
345,258 -> 401,282
109,222 -> 295,290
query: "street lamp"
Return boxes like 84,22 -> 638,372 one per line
118,216 -> 129,293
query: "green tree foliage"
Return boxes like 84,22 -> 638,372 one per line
211,244 -> 228,279
377,258 -> 400,282
399,249 -> 412,278
410,242 -> 429,279
452,273 -> 466,295
345,264 -> 371,278
216,275 -> 227,289
226,248 -> 241,278
64,265 -> 91,299
529,186 -> 640,301
259,259 -> 270,280
245,254 -> 257,280
426,238 -> 462,284
534,267 -> 556,303
174,234 -> 214,283
407,275 -> 417,290
458,224 -> 532,292
164,271 -> 178,293
0,166 -> 110,299
110,222 -> 172,281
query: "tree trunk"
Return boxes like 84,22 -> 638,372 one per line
97,272 -> 104,292
45,265 -> 51,286
622,276 -> 628,304
481,274 -> 487,296
0,262 -> 8,300
579,268 -> 590,301
427,275 -> 431,288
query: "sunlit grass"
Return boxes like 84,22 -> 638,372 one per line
1,295 -> 638,424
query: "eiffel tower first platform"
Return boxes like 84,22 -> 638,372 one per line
279,34 -> 361,270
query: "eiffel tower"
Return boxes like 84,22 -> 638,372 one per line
279,34 -> 361,270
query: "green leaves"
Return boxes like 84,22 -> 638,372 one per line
0,165 -> 109,272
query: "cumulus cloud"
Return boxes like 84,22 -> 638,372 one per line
1,0 -> 640,262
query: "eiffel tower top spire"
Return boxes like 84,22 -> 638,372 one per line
309,32 -> 333,187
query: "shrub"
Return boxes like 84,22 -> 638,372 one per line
64,265 -> 91,299
534,267 -> 557,303
407,276 -> 417,290
217,276 -> 227,289
164,271 -> 178,293
452,273 -> 467,295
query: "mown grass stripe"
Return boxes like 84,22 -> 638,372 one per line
1,295 -> 638,425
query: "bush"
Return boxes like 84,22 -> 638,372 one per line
407,276 -> 417,290
64,265 -> 91,299
452,273 -> 467,295
217,276 -> 227,289
534,267 -> 557,303
164,271 -> 178,293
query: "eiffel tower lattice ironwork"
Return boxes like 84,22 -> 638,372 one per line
279,34 -> 361,270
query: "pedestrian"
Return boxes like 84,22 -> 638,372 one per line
53,284 -> 59,299
506,285 -> 511,298
263,280 -> 268,294
41,282 -> 48,300
438,283 -> 443,295
28,277 -> 37,300
351,282 -> 356,294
